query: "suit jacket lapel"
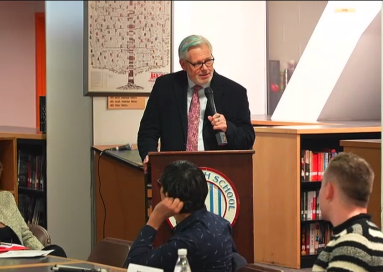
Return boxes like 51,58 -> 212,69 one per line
174,72 -> 189,143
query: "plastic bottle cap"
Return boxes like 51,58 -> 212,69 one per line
178,248 -> 187,255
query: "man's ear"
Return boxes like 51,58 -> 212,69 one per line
179,59 -> 186,71
325,182 -> 334,200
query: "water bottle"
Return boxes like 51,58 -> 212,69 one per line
174,248 -> 191,272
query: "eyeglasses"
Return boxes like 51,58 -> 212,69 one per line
186,56 -> 215,69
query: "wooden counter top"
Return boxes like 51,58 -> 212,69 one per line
92,145 -> 143,169
254,121 -> 381,134
92,145 -> 119,152
340,139 -> 381,149
250,114 -> 381,128
251,114 -> 326,126
0,126 -> 46,140
92,144 -> 138,152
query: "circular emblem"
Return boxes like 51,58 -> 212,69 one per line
167,167 -> 240,228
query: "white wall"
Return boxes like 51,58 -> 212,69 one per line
267,1 -> 328,70
272,1 -> 381,122
319,10 -> 381,121
46,1 -> 93,260
0,1 -> 41,127
93,1 -> 267,145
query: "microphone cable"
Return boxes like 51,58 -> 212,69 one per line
96,145 -> 132,239
97,151 -> 107,239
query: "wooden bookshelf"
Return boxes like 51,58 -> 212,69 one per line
340,139 -> 381,229
0,126 -> 46,140
0,138 -> 17,194
253,122 -> 381,269
0,126 -> 47,228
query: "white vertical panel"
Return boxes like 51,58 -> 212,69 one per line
46,0 -> 93,259
381,0 -> 383,231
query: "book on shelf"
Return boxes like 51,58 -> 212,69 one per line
301,190 -> 321,221
300,148 -> 337,258
301,222 -> 331,256
301,149 -> 338,182
17,150 -> 44,190
18,194 -> 45,226
301,190 -> 332,256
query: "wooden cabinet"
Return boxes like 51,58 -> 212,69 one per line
253,123 -> 381,269
92,146 -> 147,243
340,139 -> 381,229
0,126 -> 47,228
0,138 -> 17,194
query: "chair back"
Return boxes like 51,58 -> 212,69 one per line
233,252 -> 248,272
28,224 -> 51,247
87,237 -> 132,268
237,264 -> 283,272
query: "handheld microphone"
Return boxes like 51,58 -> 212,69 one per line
204,87 -> 228,146
108,144 -> 131,151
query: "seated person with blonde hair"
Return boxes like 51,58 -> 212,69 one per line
313,152 -> 383,271
0,190 -> 66,257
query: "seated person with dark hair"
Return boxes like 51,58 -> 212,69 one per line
0,191 -> 67,258
124,160 -> 237,272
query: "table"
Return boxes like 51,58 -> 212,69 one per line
0,256 -> 126,271
0,256 -> 78,269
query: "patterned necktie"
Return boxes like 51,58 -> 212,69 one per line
186,85 -> 202,151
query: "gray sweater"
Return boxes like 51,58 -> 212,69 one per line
0,191 -> 43,250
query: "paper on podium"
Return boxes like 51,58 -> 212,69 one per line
0,249 -> 54,258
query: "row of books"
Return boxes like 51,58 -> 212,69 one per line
18,194 -> 45,226
301,222 -> 332,256
301,190 -> 321,221
300,149 -> 338,182
17,150 -> 45,190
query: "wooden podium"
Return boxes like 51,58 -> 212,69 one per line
93,146 -> 147,243
148,150 -> 255,262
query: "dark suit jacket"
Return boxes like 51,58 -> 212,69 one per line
137,70 -> 255,161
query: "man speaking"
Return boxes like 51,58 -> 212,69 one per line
137,34 -> 255,170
